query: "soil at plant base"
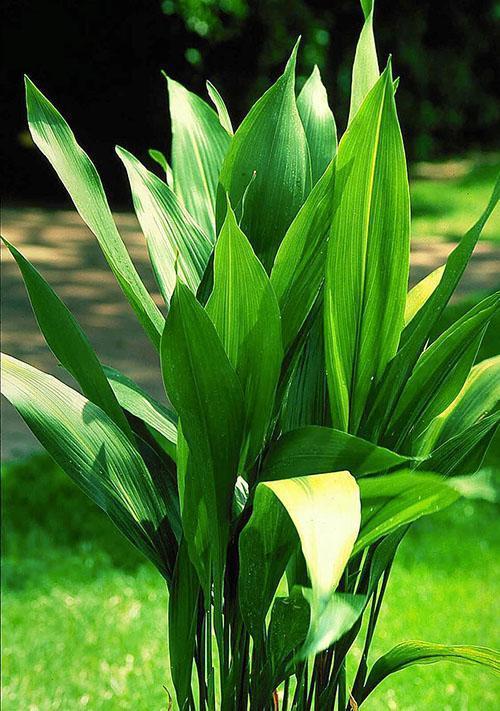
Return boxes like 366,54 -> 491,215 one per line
1,205 -> 499,460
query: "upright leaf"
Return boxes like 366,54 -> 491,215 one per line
405,265 -> 445,326
218,41 -> 312,271
206,80 -> 233,134
25,77 -> 164,348
160,283 -> 244,587
148,148 -> 174,187
271,163 -> 335,351
3,238 -> 132,438
348,0 -> 379,124
297,66 -> 337,184
167,76 -> 230,240
117,146 -> 212,303
325,64 -> 410,432
1,353 -> 179,578
360,642 -> 500,702
206,203 -> 282,469
363,176 -> 499,441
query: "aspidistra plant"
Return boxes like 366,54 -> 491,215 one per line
2,1 -> 499,708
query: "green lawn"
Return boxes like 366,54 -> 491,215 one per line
2,452 -> 499,710
410,154 -> 500,242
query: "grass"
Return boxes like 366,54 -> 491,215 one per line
410,153 -> 500,243
2,450 -> 499,710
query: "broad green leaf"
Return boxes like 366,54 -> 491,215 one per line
271,163 -> 335,351
420,412 -> 500,477
160,282 -> 244,588
148,148 -> 174,187
360,642 -> 500,702
218,41 -> 312,271
386,292 -> 499,448
239,471 -> 360,650
363,175 -> 500,441
168,540 -> 200,710
297,66 -> 337,184
206,202 -> 282,469
262,425 -> 409,481
103,365 -> 177,458
405,265 -> 445,326
353,471 -> 460,555
325,64 -> 410,432
24,77 -> 164,348
1,353 -> 179,578
300,590 -> 365,660
417,355 -> 500,456
348,0 -> 379,124
3,238 -> 132,438
116,146 -> 212,303
166,75 -> 230,240
206,80 -> 233,134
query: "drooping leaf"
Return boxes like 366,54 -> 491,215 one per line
206,80 -> 233,135
160,282 -> 244,588
24,77 -> 164,348
404,265 -> 445,326
206,202 -> 282,469
271,162 -> 335,351
417,355 -> 500,456
117,146 -> 212,303
239,470 -> 360,654
348,0 -> 379,124
262,425 -> 409,481
385,292 -> 499,449
148,148 -> 174,187
360,641 -> 500,702
166,75 -> 230,240
218,41 -> 312,271
3,238 -> 132,438
297,65 -> 337,184
363,175 -> 500,441
325,64 -> 410,432
353,471 -> 460,555
103,365 -> 177,459
1,353 -> 179,578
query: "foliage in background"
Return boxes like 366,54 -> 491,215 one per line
2,0 -> 500,708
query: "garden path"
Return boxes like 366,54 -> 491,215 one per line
2,205 -> 499,459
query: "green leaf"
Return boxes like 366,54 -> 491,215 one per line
360,642 -> 500,702
271,162 -> 335,351
218,41 -> 312,271
168,539 -> 200,710
386,292 -> 499,449
3,238 -> 132,438
325,64 -> 410,433
405,265 -> 445,326
206,80 -> 233,134
417,355 -> 500,456
353,471 -> 460,555
160,282 -> 244,588
348,0 -> 379,124
206,202 -> 282,469
363,175 -> 500,441
166,75 -> 230,240
103,365 -> 177,459
297,65 -> 337,185
262,425 -> 409,481
24,76 -> 164,348
116,146 -> 212,304
1,353 -> 179,579
148,148 -> 174,187
239,470 -> 360,652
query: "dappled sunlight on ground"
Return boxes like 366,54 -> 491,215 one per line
1,204 -> 499,459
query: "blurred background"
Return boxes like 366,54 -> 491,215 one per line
2,0 -> 500,205
1,1 -> 499,709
